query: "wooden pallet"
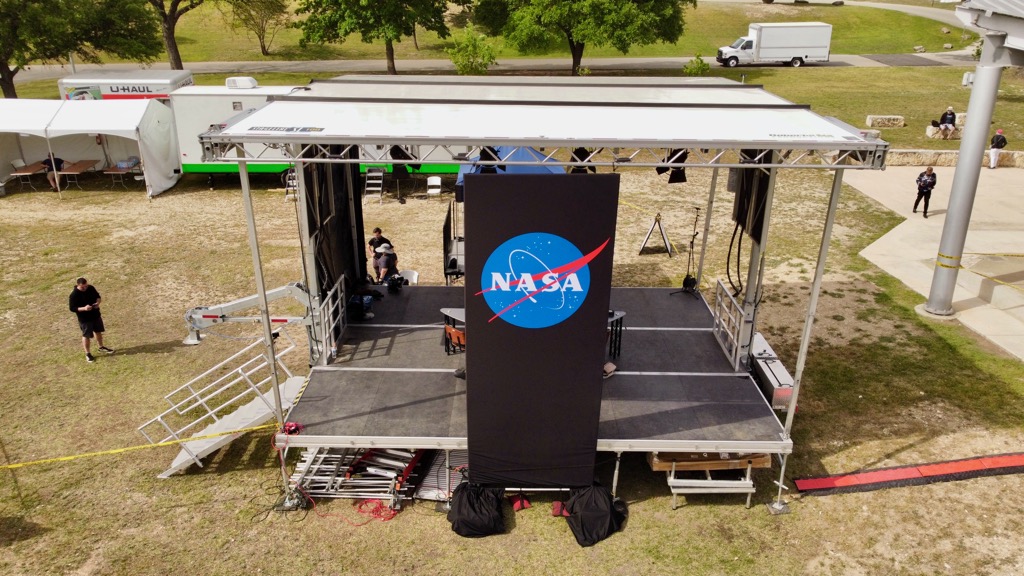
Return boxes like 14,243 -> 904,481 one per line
647,452 -> 771,472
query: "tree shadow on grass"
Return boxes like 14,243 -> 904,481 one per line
0,516 -> 50,547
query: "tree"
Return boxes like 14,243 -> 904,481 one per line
477,0 -> 694,76
217,0 -> 291,56
446,25 -> 497,75
0,0 -> 162,98
296,0 -> 449,75
147,0 -> 205,70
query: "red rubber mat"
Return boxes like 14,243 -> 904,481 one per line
795,453 -> 1024,495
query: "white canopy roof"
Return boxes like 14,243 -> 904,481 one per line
213,99 -> 875,150
205,76 -> 887,167
0,99 -> 64,137
45,99 -> 152,138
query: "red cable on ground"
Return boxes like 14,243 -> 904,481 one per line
795,452 -> 1024,495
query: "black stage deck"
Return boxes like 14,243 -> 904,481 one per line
283,287 -> 791,454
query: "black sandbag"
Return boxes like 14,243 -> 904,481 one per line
565,483 -> 626,547
447,483 -> 505,538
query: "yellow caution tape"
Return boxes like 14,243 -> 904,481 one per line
0,423 -> 277,470
936,252 -> 961,261
961,252 -> 1024,258
934,261 -> 962,270
959,268 -> 1024,294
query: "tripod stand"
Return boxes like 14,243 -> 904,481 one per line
670,207 -> 701,298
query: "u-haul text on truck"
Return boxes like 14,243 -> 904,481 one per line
59,70 -> 194,100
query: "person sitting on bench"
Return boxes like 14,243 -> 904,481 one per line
42,154 -> 65,191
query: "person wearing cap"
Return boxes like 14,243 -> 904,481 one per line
989,129 -> 1008,169
938,107 -> 957,140
914,166 -> 936,219
374,243 -> 400,283
367,227 -> 392,282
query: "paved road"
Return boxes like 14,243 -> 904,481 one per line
14,1 -> 980,84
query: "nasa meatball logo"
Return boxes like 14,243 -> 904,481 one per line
477,232 -> 610,328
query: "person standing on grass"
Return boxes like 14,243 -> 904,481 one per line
68,277 -> 114,363
914,166 -> 936,219
989,129 -> 1008,169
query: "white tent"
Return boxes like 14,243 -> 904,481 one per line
44,99 -> 181,197
0,100 -> 63,190
0,98 -> 180,197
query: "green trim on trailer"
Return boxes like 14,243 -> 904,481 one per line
181,163 -> 292,174
360,164 -> 459,174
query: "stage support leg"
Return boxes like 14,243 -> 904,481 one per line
444,449 -> 452,511
611,451 -> 623,497
768,454 -> 791,515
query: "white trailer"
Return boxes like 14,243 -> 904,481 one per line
168,80 -> 299,176
716,22 -> 832,68
58,69 -> 194,100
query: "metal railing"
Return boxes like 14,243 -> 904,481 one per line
138,328 -> 298,463
315,277 -> 347,365
712,279 -> 744,371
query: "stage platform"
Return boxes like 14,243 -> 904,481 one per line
280,286 -> 791,457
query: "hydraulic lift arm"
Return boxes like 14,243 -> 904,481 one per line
183,282 -> 312,345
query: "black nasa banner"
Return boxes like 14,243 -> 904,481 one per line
463,173 -> 619,487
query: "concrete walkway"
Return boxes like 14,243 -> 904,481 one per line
844,166 -> 1024,361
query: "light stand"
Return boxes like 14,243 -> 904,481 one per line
670,207 -> 701,298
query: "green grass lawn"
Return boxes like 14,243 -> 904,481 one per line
161,3 -> 975,62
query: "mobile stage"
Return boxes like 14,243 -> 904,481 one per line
171,76 -> 888,511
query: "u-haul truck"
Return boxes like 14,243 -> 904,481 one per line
58,70 -> 194,100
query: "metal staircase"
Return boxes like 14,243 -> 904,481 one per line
138,327 -> 303,478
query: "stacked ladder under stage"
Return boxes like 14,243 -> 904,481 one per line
289,448 -> 425,509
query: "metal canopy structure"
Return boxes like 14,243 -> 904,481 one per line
199,76 -> 889,510
202,77 -> 887,171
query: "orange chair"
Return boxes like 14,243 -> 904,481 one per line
445,325 -> 466,355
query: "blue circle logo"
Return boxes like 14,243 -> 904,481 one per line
478,232 -> 598,329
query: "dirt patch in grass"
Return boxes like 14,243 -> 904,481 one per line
0,169 -> 1022,575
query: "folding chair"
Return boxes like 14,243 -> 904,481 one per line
426,176 -> 442,196
444,325 -> 466,355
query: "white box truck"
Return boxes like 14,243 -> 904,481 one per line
58,69 -> 194,100
716,22 -> 832,68
168,80 -> 299,176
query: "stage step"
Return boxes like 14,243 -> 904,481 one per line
649,452 -> 771,509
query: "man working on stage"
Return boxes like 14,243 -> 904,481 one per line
367,227 -> 392,282
69,277 -> 114,363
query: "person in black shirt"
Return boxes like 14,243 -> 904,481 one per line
42,154 -> 65,191
367,227 -> 392,282
914,166 -> 936,219
69,277 -> 114,363
989,129 -> 1008,169
938,107 -> 957,140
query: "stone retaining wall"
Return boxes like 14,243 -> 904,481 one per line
885,149 -> 1023,168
